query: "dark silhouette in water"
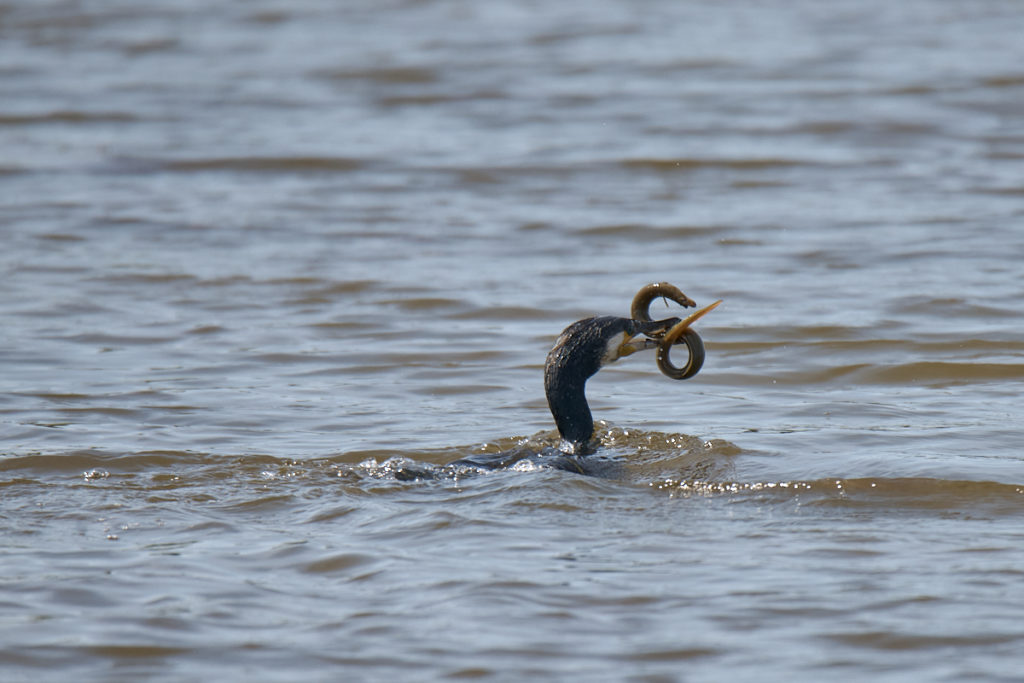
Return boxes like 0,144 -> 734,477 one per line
444,284 -> 720,475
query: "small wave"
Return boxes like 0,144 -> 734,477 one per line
111,37 -> 180,56
34,232 -> 87,242
853,361 -> 1024,385
891,296 -> 1015,318
88,272 -> 196,284
313,66 -> 440,84
162,156 -> 366,173
50,332 -> 179,347
278,279 -> 378,295
715,361 -> 1024,387
622,157 -> 814,172
575,224 -> 722,239
654,476 -> 1024,511
0,449 -> 214,474
377,92 -> 505,107
376,296 -> 466,312
451,305 -> 559,321
981,74 -> 1024,88
0,111 -> 137,125
106,156 -> 366,175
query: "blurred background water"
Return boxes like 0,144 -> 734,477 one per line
2,1 -> 1024,680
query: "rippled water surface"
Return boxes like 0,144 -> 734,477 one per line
4,1 -> 1024,680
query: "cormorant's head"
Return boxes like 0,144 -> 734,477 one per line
543,316 -> 679,454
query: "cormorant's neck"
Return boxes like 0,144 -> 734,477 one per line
544,316 -> 630,454
546,378 -> 593,454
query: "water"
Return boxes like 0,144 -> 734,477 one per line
3,0 -> 1024,680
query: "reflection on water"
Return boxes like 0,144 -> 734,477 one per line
3,0 -> 1024,680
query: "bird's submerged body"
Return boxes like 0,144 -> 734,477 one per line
444,444 -> 589,475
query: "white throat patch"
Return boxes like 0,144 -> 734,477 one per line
600,332 -> 629,365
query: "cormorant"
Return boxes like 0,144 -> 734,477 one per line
544,283 -> 720,455
448,283 -> 719,473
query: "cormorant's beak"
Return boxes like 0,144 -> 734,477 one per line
660,299 -> 722,345
617,335 -> 659,358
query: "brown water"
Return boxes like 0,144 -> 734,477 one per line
3,1 -> 1024,680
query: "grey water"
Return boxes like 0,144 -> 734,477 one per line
3,1 -> 1024,680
